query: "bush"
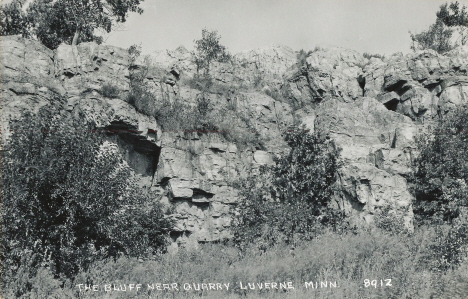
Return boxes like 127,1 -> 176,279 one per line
99,83 -> 120,98
373,205 -> 411,235
0,108 -> 172,296
232,126 -> 342,249
429,214 -> 468,271
184,73 -> 214,92
411,104 -> 468,223
296,49 -> 312,73
363,52 -> 385,60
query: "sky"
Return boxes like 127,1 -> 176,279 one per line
14,0 -> 468,55
104,0 -> 468,55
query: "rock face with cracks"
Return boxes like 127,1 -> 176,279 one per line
2,35 -> 467,247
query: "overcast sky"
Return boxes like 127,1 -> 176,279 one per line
102,0 -> 467,55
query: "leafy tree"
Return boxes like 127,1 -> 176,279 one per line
232,126 -> 342,249
410,1 -> 468,53
14,0 -> 144,49
437,1 -> 468,45
26,0 -> 103,49
0,0 -> 31,37
192,28 -> 231,75
410,19 -> 455,54
411,104 -> 468,224
1,107 -> 172,293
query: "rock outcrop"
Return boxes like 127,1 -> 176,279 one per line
315,98 -> 416,228
363,47 -> 468,121
1,36 -> 65,143
283,45 -> 366,108
3,35 -> 467,247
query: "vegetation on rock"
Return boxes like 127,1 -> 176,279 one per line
410,1 -> 468,53
192,28 -> 231,75
0,108 -> 173,296
232,126 -> 342,250
411,104 -> 468,224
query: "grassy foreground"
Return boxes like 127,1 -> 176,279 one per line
6,226 -> 468,299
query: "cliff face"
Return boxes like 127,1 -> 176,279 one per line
2,36 -> 467,247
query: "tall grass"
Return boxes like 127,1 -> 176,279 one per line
7,226 -> 467,299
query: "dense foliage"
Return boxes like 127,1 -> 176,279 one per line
437,1 -> 468,45
0,108 -> 172,296
0,0 -> 144,49
0,0 -> 31,37
27,0 -> 104,49
412,104 -> 468,223
232,126 -> 342,249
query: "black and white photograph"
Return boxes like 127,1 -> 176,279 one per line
1,0 -> 468,298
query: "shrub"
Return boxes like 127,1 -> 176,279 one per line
125,45 -> 160,117
363,52 -> 385,60
373,205 -> 411,235
408,0 -> 468,54
232,126 -> 342,249
429,214 -> 468,271
411,104 -> 468,223
0,108 -> 172,296
296,49 -> 312,73
184,73 -> 214,91
99,83 -> 120,98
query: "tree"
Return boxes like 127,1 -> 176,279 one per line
1,107 -> 172,293
411,104 -> 468,224
26,0 -> 102,49
232,126 -> 342,249
23,0 -> 143,49
410,1 -> 468,53
437,1 -> 468,45
410,19 -> 455,54
192,28 -> 231,75
0,0 -> 31,37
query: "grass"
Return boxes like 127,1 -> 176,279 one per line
6,226 -> 467,299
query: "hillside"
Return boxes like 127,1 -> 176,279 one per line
2,35 -> 468,249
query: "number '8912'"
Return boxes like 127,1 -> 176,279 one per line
363,279 -> 392,288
